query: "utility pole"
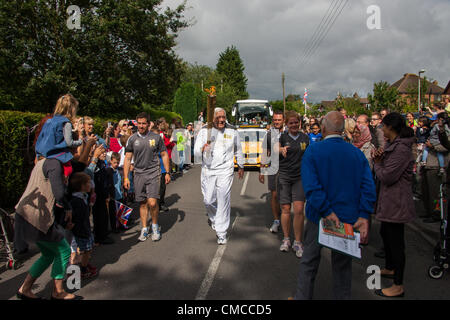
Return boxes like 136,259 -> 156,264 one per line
282,73 -> 286,114
418,69 -> 426,113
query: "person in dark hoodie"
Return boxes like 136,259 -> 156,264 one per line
372,112 -> 416,298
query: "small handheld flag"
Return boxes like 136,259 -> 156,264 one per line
115,200 -> 132,229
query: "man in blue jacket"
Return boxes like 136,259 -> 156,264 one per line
294,111 -> 376,300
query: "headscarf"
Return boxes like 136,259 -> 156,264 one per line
353,124 -> 372,149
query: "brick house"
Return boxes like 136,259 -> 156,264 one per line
443,80 -> 450,99
390,73 -> 445,105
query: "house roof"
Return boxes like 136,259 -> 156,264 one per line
321,100 -> 336,109
360,98 -> 369,104
390,73 -> 444,94
444,81 -> 450,95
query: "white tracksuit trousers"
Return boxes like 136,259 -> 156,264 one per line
201,169 -> 234,238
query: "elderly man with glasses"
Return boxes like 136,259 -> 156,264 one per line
194,108 -> 245,245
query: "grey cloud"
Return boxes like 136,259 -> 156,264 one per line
163,0 -> 450,103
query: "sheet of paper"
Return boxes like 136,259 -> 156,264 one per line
318,219 -> 361,259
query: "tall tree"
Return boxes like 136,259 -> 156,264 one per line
367,81 -> 399,112
181,62 -> 222,89
216,46 -> 248,99
336,95 -> 367,116
173,82 -> 203,124
0,0 -> 189,117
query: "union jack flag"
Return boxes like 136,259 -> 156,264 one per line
114,200 -> 132,229
303,88 -> 308,104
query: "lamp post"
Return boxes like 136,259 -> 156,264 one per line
418,69 -> 426,113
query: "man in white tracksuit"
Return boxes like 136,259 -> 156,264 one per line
194,108 -> 245,245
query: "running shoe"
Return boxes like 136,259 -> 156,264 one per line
151,225 -> 161,241
269,220 -> 280,233
280,239 -> 291,252
138,228 -> 149,242
217,236 -> 227,245
292,241 -> 304,258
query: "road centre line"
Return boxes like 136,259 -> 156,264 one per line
240,171 -> 250,196
195,211 -> 241,300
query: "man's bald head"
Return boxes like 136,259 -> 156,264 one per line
321,111 -> 345,137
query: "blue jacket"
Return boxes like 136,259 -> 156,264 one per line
35,115 -> 72,163
301,136 -> 376,225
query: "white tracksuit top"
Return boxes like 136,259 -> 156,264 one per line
194,125 -> 245,175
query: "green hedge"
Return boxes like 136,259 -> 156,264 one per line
0,108 -> 181,209
0,111 -> 45,209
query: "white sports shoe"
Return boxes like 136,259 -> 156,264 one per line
270,220 -> 280,233
280,239 -> 291,252
292,241 -> 304,258
217,236 -> 227,245
138,228 -> 149,242
151,225 -> 161,241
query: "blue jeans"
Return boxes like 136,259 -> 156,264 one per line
178,150 -> 185,171
422,147 -> 445,168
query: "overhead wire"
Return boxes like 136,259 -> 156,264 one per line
302,0 -> 349,67
298,0 -> 339,66
299,0 -> 341,66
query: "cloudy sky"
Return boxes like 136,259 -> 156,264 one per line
162,0 -> 450,103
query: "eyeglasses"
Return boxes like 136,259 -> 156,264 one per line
370,118 -> 379,121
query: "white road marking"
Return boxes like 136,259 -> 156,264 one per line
240,171 -> 250,196
195,212 -> 240,300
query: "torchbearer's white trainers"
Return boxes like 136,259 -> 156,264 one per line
217,236 -> 227,245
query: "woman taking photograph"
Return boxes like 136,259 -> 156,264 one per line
372,112 -> 415,298
277,111 -> 309,258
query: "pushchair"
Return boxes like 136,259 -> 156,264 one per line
428,183 -> 450,279
0,208 -> 19,270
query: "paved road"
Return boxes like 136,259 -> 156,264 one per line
1,165 -> 449,300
